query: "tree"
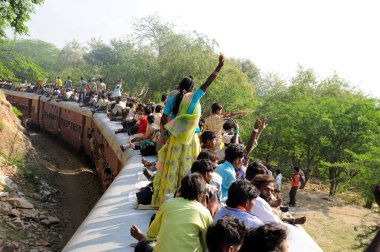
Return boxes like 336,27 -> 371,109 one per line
0,50 -> 47,82
0,0 -> 44,40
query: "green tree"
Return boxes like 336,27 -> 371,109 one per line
0,50 -> 47,82
0,0 -> 44,40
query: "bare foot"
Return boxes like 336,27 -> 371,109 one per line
294,216 -> 307,224
130,225 -> 146,242
141,157 -> 148,167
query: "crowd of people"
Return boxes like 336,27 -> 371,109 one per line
2,55 -> 310,251
119,55 -> 310,252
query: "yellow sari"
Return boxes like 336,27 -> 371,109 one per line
152,92 -> 201,207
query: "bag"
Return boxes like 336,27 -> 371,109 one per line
136,182 -> 154,205
140,140 -> 157,156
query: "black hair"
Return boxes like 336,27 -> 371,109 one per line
276,169 -> 281,175
240,223 -> 288,252
206,216 -> 248,252
224,144 -> 245,164
251,174 -> 275,191
294,166 -> 300,172
147,114 -> 155,124
223,121 -> 236,131
212,102 -> 223,113
374,183 -> 380,206
226,180 -> 259,208
155,105 -> 163,113
191,159 -> 214,175
144,106 -> 152,115
246,160 -> 268,181
179,173 -> 205,201
161,94 -> 167,102
99,78 -> 103,82
201,131 -> 216,144
173,76 -> 195,116
197,150 -> 219,163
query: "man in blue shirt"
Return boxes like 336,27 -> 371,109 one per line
217,144 -> 245,199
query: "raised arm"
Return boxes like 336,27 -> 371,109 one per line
200,54 -> 225,92
245,118 -> 268,155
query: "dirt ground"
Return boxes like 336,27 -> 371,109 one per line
26,131 -> 103,249
278,183 -> 380,252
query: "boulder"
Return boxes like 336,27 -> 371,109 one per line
11,217 -> 25,228
40,219 -> 50,226
7,198 -> 34,209
47,215 -> 60,224
19,208 -> 39,219
0,201 -> 12,214
0,191 -> 9,201
8,209 -> 20,217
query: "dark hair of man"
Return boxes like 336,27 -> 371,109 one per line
223,121 -> 235,131
173,76 -> 195,116
206,216 -> 248,252
224,144 -> 245,164
246,160 -> 268,181
179,173 -> 205,201
201,131 -> 216,144
374,183 -> 380,206
191,159 -> 214,175
161,94 -> 167,102
99,78 -> 103,82
212,102 -> 223,113
276,169 -> 281,175
294,166 -> 300,172
226,180 -> 259,208
155,105 -> 163,113
197,150 -> 218,163
147,114 -> 155,124
251,174 -> 275,191
144,106 -> 152,115
239,223 -> 287,252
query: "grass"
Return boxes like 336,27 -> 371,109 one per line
0,221 -> 27,242
12,106 -> 23,118
6,154 -> 41,189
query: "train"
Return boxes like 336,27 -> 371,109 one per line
1,89 -> 123,191
1,89 -> 323,252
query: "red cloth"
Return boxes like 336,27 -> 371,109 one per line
137,116 -> 148,134
291,174 -> 300,187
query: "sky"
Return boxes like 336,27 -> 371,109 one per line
15,0 -> 380,97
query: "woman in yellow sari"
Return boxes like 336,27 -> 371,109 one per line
152,54 -> 225,207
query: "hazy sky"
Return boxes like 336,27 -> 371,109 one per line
18,0 -> 380,97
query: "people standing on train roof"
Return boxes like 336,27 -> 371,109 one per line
98,78 -> 107,94
64,76 -> 73,91
90,78 -> 97,95
111,79 -> 122,98
78,77 -> 86,103
56,76 -> 63,88
151,54 -> 225,207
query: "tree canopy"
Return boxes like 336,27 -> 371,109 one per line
0,0 -> 44,40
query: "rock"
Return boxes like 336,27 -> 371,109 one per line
0,201 -> 12,214
11,217 -> 25,228
29,249 -> 39,252
8,209 -> 20,217
7,198 -> 34,209
47,216 -> 60,224
0,191 -> 9,200
19,208 -> 39,219
0,242 -> 17,252
40,219 -> 50,226
30,193 -> 41,200
38,211 -> 49,220
38,239 -> 50,246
